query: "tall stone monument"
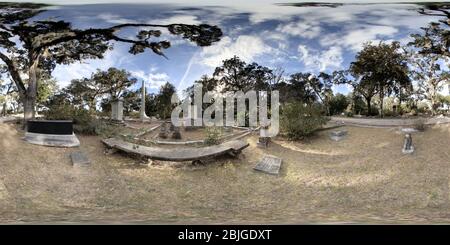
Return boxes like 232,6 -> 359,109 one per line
140,80 -> 150,122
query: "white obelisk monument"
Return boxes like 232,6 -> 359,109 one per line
140,80 -> 150,121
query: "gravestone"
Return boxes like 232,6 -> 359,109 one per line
184,118 -> 196,131
169,122 -> 175,131
257,137 -> 270,148
253,155 -> 282,175
158,122 -> 168,139
401,127 -> 418,133
402,133 -> 414,154
171,127 -> 182,139
25,120 -> 80,147
111,99 -> 124,121
329,130 -> 347,141
70,151 -> 90,166
257,124 -> 271,148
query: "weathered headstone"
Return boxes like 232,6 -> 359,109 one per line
70,151 -> 90,166
111,99 -> 124,121
329,130 -> 347,141
171,127 -> 182,139
254,155 -> 282,175
257,137 -> 270,148
169,122 -> 175,131
257,124 -> 271,148
158,122 -> 168,139
402,133 -> 414,154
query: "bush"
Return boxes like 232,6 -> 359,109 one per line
126,111 -> 140,119
280,102 -> 329,140
413,118 -> 426,131
204,127 -> 221,145
43,104 -> 98,135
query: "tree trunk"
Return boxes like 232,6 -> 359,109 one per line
23,60 -> 39,125
379,89 -> 385,118
23,94 -> 36,122
430,95 -> 437,116
365,97 -> 372,116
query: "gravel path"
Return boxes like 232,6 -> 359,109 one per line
330,116 -> 450,128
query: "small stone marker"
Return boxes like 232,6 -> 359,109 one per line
171,127 -> 182,139
158,122 -> 168,139
401,127 -> 418,133
402,133 -> 414,154
329,130 -> 347,141
257,137 -> 270,148
257,124 -> 271,148
253,155 -> 282,175
70,151 -> 90,166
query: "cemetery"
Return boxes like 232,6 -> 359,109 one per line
1,1 -> 450,224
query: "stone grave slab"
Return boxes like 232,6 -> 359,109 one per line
253,155 -> 282,175
71,151 -> 90,166
329,130 -> 348,141
401,128 -> 418,133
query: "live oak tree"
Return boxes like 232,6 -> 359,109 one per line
406,48 -> 450,114
412,4 -> 450,65
213,56 -> 272,93
91,67 -> 137,101
333,70 -> 378,116
305,72 -> 333,115
0,3 -> 222,122
350,42 -> 410,117
282,73 -> 318,104
156,82 -> 176,119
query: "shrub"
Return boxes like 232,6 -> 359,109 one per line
280,102 -> 329,140
204,127 -> 221,145
413,118 -> 426,131
126,111 -> 140,119
95,121 -> 121,138
43,104 -> 98,135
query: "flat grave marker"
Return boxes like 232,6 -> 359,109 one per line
329,130 -> 348,141
253,155 -> 282,175
71,151 -> 90,166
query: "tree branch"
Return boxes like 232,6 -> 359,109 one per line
0,51 -> 25,94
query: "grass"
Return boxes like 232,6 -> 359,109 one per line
0,122 -> 449,223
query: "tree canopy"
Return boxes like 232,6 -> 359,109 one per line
0,3 -> 222,120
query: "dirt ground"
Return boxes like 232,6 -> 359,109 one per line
0,122 -> 450,224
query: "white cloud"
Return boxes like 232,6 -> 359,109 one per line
320,25 -> 398,52
52,48 -> 131,87
157,15 -> 201,25
131,70 -> 170,90
198,35 -> 271,68
298,45 -> 343,71
276,22 -> 321,39
97,13 -> 136,24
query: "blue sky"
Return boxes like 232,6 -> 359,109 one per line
18,1 -> 446,94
